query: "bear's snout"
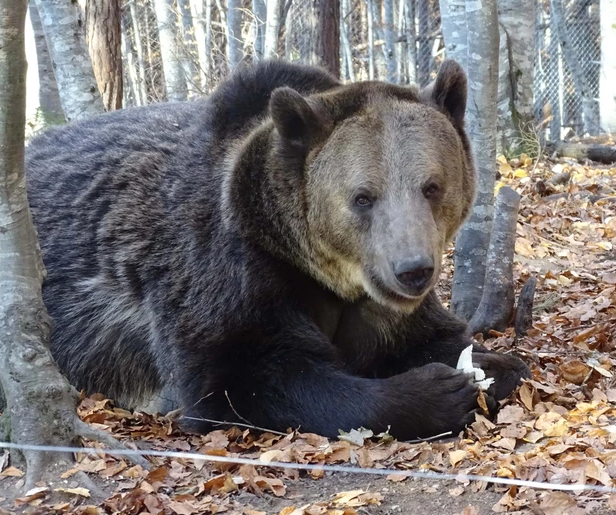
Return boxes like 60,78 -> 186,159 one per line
393,256 -> 435,296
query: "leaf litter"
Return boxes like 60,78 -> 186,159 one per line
2,155 -> 616,514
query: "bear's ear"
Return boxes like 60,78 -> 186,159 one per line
270,87 -> 322,147
422,59 -> 467,126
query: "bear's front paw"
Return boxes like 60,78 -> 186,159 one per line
472,352 -> 530,401
408,363 -> 498,437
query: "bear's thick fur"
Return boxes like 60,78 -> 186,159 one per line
26,60 -> 529,439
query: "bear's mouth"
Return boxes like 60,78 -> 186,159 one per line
363,268 -> 436,312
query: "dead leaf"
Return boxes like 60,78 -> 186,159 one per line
55,487 -> 91,498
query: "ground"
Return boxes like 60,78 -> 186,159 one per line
2,151 -> 616,515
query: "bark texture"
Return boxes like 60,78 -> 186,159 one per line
439,0 -> 467,69
28,3 -> 64,123
227,0 -> 244,70
129,0 -> 148,104
0,0 -> 147,490
384,0 -> 397,82
496,0 -> 535,155
190,0 -> 212,89
450,0 -> 499,322
316,0 -> 341,78
468,187 -> 521,336
177,0 -> 200,97
34,0 -> 104,121
264,0 -> 281,58
252,0 -> 267,60
153,0 -> 188,101
85,0 -> 123,110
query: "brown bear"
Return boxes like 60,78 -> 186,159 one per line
25,59 -> 529,440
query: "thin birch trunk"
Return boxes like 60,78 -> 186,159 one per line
253,0 -> 267,60
34,0 -> 104,120
153,0 -> 188,102
450,0 -> 499,321
439,0 -> 467,69
404,0 -> 416,84
227,0 -> 244,70
121,13 -> 141,106
27,3 -> 64,123
384,0 -> 397,82
264,0 -> 282,58
129,0 -> 148,104
177,0 -> 200,97
367,0 -> 375,79
340,0 -> 355,81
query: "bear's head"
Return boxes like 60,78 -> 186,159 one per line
227,60 -> 475,313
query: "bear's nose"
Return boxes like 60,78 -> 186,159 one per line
393,257 -> 434,295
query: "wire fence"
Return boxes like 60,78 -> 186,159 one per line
120,0 -> 606,141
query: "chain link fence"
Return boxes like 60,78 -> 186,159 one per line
534,0 -> 602,141
120,0 -> 605,141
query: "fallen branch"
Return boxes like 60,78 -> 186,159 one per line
547,141 -> 616,164
468,186 -> 521,337
535,171 -> 571,195
514,277 -> 537,337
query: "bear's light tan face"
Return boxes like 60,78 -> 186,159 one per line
305,100 -> 472,312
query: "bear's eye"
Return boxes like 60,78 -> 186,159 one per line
423,183 -> 440,199
355,195 -> 373,208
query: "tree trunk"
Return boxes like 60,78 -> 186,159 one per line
600,0 -> 616,132
496,0 -> 535,155
153,0 -> 188,102
121,12 -> 141,107
547,27 -> 561,140
85,0 -> 123,111
384,0 -> 397,82
416,0 -> 431,86
129,0 -> 148,105
439,0 -> 467,69
549,0 -> 600,135
450,0 -> 499,322
264,0 -> 282,58
33,0 -> 104,121
28,3 -> 64,124
0,0 -> 147,491
190,0 -> 212,90
367,0 -> 375,79
404,0 -> 416,84
253,0 -> 267,61
340,0 -> 355,81
177,0 -> 200,97
316,0 -> 341,78
227,0 -> 244,70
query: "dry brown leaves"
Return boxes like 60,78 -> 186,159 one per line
1,155 -> 615,514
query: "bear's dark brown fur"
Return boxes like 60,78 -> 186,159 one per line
25,60 -> 529,439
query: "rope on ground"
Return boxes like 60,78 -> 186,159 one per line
1,441 -> 615,494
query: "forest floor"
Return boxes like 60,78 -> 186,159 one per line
2,152 -> 616,515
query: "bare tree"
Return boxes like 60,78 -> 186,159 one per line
253,0 -> 267,60
177,0 -> 201,97
439,0 -> 467,68
340,0 -> 355,81
85,0 -> 123,110
128,0 -> 148,104
496,0 -> 535,155
264,0 -> 282,58
384,0 -> 397,82
0,0 -> 146,490
190,0 -> 212,89
549,0 -> 600,135
28,3 -> 64,123
367,0 -> 375,79
316,0 -> 341,77
121,13 -> 142,106
153,0 -> 188,101
227,0 -> 244,70
34,0 -> 104,120
599,0 -> 615,132
449,0 -> 500,322
416,0 -> 431,85
403,0 -> 417,84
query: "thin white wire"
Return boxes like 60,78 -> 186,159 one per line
1,441 -> 615,494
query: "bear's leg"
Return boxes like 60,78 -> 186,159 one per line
397,292 -> 531,401
173,312 -> 493,440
